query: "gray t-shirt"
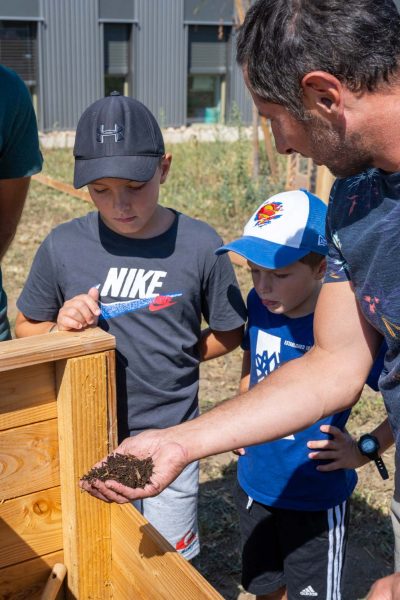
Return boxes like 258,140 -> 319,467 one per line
18,210 -> 246,438
325,169 -> 400,497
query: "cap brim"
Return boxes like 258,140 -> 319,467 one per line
74,155 -> 161,188
215,236 -> 311,269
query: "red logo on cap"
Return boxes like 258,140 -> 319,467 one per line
254,202 -> 283,227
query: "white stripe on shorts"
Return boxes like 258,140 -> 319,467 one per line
326,500 -> 346,600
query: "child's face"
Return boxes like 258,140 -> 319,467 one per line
87,154 -> 172,238
249,258 -> 326,318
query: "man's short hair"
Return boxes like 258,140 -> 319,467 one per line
237,0 -> 400,119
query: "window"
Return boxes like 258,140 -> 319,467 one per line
104,23 -> 131,97
187,25 -> 230,124
0,20 -> 38,107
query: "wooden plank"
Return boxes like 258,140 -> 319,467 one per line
111,504 -> 224,600
0,487 -> 62,569
0,420 -> 59,501
40,563 -> 67,600
56,353 -> 112,600
105,350 -> 118,451
33,173 -> 92,204
0,363 -> 56,431
0,550 -> 64,600
0,328 -> 115,373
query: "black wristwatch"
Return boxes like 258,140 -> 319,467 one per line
357,434 -> 389,480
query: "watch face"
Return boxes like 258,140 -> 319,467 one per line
361,438 -> 377,454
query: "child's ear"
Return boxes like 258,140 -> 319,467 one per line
315,257 -> 327,280
160,153 -> 172,183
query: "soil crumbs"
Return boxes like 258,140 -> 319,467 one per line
81,453 -> 154,489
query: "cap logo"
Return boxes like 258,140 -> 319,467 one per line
318,235 -> 327,247
96,123 -> 124,143
254,202 -> 283,227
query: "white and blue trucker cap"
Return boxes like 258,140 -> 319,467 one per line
216,189 -> 328,269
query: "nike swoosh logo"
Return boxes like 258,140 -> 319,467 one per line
149,296 -> 177,311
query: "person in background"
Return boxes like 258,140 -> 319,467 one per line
0,65 -> 43,340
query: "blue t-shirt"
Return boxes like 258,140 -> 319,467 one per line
237,288 -> 357,511
325,169 -> 400,498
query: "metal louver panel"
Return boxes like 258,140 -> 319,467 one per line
104,24 -> 129,76
190,41 -> 226,74
0,22 -> 37,85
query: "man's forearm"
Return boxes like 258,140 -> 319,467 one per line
0,177 -> 30,260
164,346 -> 367,463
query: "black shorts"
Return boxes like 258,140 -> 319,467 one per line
234,481 -> 350,599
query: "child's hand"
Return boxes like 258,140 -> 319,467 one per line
232,448 -> 245,456
57,287 -> 101,331
307,424 -> 368,471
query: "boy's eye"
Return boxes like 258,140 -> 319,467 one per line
128,183 -> 146,192
274,273 -> 289,279
93,188 -> 107,194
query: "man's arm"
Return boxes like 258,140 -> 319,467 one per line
80,280 -> 383,502
0,177 -> 30,260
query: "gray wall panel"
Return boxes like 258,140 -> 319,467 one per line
135,0 -> 186,127
228,30 -> 252,124
40,0 -> 102,130
0,0 -> 40,19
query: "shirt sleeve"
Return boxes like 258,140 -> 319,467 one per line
201,251 -> 247,331
0,68 -> 43,179
17,234 -> 64,321
324,182 -> 351,284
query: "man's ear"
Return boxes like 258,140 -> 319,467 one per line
301,71 -> 344,119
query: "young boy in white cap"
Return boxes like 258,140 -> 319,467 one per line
15,92 -> 246,560
216,189 -> 382,600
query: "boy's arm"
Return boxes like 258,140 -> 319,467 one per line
308,417 -> 394,471
16,288 -> 101,338
15,311 -> 55,337
239,350 -> 251,394
200,325 -> 243,361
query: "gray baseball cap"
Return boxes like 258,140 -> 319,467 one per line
73,91 -> 165,188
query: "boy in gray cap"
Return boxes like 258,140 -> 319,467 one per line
15,92 -> 246,560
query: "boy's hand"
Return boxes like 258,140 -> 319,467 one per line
307,424 -> 368,471
57,287 -> 101,331
79,429 -> 189,503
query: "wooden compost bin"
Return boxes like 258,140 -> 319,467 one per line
0,328 -> 223,600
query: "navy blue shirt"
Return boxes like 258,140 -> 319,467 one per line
325,169 -> 400,496
237,289 -> 357,511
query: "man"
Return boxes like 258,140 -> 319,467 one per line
0,65 -> 43,340
81,1 -> 400,596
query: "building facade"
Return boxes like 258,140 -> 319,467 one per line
0,0 -> 253,131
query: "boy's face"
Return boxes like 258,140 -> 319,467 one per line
87,154 -> 172,238
248,258 -> 326,319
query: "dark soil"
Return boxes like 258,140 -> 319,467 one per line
81,453 -> 154,489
